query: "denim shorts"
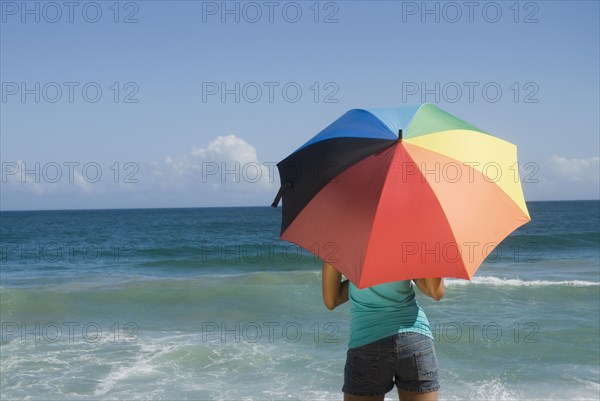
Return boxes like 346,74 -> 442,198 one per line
342,332 -> 440,396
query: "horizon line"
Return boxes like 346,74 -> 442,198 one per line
1,199 -> 599,213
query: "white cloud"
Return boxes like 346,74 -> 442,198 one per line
1,161 -> 109,199
2,161 -> 65,196
525,155 -> 600,200
1,135 -> 280,209
191,134 -> 258,164
549,155 -> 600,183
149,134 -> 278,192
73,171 -> 99,194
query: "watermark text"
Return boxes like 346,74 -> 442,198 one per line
1,1 -> 140,23
1,321 -> 139,343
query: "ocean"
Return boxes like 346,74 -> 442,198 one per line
1,201 -> 598,400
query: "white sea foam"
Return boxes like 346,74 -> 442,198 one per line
438,377 -> 600,401
445,276 -> 600,287
3,331 -> 599,400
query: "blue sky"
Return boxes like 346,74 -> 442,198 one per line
1,0 -> 599,210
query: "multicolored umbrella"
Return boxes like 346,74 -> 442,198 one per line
271,103 -> 530,288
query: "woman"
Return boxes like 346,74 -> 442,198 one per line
322,262 -> 445,401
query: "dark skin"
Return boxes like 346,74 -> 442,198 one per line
321,262 -> 445,401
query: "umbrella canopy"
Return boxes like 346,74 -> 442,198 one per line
272,103 -> 530,288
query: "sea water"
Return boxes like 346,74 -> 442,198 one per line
1,201 -> 598,400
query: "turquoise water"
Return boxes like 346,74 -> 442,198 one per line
1,201 -> 599,400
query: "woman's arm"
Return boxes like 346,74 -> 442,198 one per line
321,262 -> 349,310
413,278 -> 445,301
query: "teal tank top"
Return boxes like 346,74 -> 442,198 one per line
348,280 -> 433,348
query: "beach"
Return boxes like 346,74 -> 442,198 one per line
1,200 -> 599,400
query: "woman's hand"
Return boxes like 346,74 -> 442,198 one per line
413,278 -> 445,301
321,262 -> 349,310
